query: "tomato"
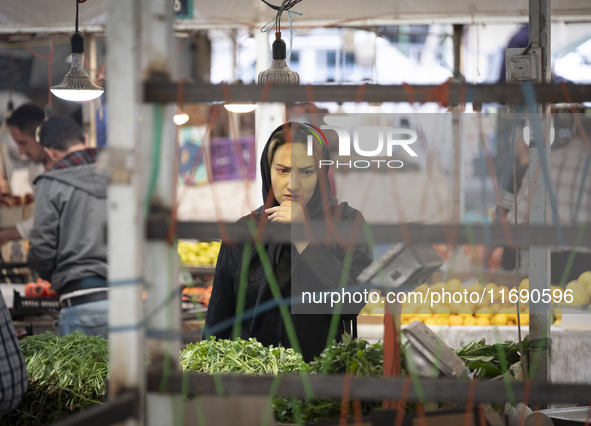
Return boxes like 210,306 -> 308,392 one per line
34,280 -> 52,298
24,282 -> 37,298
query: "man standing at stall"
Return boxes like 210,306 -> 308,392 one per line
28,116 -> 109,339
0,104 -> 50,247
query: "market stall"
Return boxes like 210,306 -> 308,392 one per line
2,0 -> 591,425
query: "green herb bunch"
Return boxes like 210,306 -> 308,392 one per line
180,336 -> 309,375
275,334 -> 387,424
1,331 -> 109,426
455,338 -> 525,378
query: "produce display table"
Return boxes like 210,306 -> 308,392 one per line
358,317 -> 591,384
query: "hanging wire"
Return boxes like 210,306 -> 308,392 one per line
260,0 -> 303,61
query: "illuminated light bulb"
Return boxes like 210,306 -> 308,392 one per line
51,33 -> 103,102
224,104 -> 257,113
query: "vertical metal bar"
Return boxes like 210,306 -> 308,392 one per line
88,35 -> 98,148
105,0 -> 144,425
141,1 -> 182,425
451,24 -> 464,223
528,0 -> 552,385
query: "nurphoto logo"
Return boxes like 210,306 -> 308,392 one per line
305,119 -> 418,170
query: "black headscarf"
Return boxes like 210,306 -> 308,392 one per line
259,122 -> 334,220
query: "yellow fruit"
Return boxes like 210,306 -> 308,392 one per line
457,304 -> 473,315
416,306 -> 433,316
519,314 -> 529,325
485,282 -> 498,293
490,304 -> 501,314
448,315 -> 464,326
578,271 -> 591,287
491,314 -> 509,326
475,307 -> 493,317
468,283 -> 484,294
463,315 -> 477,326
415,284 -> 429,294
496,285 -> 510,303
519,278 -> 530,290
433,306 -> 451,315
446,278 -> 462,292
566,280 -> 590,306
476,316 -> 490,326
553,307 -> 562,319
424,317 -> 438,325
430,282 -> 445,294
554,318 -> 562,326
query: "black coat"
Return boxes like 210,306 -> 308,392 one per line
203,202 -> 373,362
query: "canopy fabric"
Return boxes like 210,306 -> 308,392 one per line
0,0 -> 590,34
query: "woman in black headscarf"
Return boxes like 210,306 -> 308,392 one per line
204,122 -> 372,361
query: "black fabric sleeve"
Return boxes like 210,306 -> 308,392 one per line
203,243 -> 237,340
291,207 -> 373,317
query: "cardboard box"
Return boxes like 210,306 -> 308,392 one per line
0,206 -> 24,228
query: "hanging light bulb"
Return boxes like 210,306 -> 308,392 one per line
257,32 -> 299,85
51,1 -> 103,102
173,108 -> 190,126
224,104 -> 257,113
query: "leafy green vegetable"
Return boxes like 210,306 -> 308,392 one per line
275,334 -> 390,424
180,336 -> 309,375
1,332 -> 109,426
455,338 -> 526,378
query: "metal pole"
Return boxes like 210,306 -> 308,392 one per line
140,1 -> 182,425
528,0 -> 552,385
105,0 -> 144,425
451,24 -> 464,223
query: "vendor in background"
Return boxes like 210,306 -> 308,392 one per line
483,119 -> 530,270
0,292 -> 27,418
28,116 -> 109,339
204,122 -> 372,362
508,107 -> 591,284
0,104 -> 50,247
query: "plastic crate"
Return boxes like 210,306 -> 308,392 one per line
12,290 -> 60,311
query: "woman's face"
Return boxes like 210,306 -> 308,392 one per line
270,142 -> 318,206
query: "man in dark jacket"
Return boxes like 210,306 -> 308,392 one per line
28,116 -> 109,339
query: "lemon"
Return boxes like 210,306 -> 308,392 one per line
519,278 -> 530,290
446,278 -> 462,292
553,318 -> 562,326
578,271 -> 591,287
435,316 -> 449,326
476,316 -> 490,326
457,304 -> 473,315
475,307 -> 493,317
468,282 -> 484,294
416,306 -> 433,316
424,317 -> 438,325
431,282 -> 445,292
566,280 -> 590,306
433,305 -> 451,315
415,283 -> 429,294
485,282 -> 498,293
463,315 -> 477,326
491,314 -> 509,326
448,315 -> 464,326
519,314 -> 529,325
496,285 -> 510,303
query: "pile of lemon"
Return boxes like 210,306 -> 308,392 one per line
178,240 -> 222,267
360,271 -> 591,327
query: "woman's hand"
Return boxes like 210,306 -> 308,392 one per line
265,201 -> 306,223
265,201 -> 309,253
